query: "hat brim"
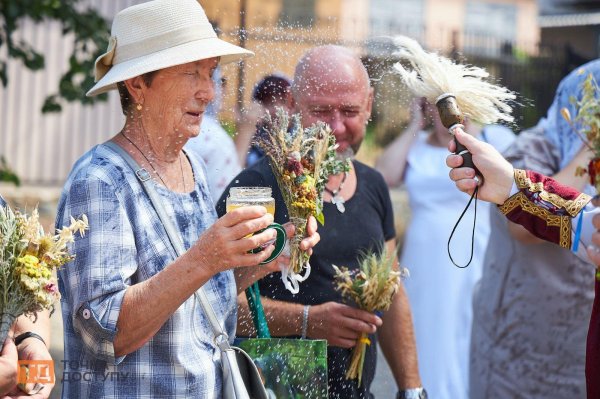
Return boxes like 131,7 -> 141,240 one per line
87,37 -> 253,97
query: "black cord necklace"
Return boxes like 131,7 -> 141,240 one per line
324,171 -> 348,213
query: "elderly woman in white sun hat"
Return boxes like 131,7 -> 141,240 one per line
55,0 -> 319,397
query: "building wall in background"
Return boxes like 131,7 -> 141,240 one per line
1,0 -> 540,187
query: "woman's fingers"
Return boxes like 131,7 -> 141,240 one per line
233,228 -> 278,253
234,243 -> 276,267
455,179 -> 477,194
206,212 -> 321,271
447,137 -> 456,153
227,214 -> 274,241
219,205 -> 269,228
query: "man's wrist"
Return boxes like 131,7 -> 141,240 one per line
397,387 -> 427,399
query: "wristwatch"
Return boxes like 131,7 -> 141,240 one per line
397,387 -> 428,399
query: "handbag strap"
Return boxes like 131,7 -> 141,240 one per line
104,141 -> 231,350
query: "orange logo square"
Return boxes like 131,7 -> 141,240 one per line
17,360 -> 55,385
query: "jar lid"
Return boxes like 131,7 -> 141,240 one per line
229,186 -> 272,199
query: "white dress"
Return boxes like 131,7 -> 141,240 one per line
400,127 -> 515,399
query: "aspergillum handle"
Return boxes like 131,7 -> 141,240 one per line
435,94 -> 477,171
437,94 -> 480,269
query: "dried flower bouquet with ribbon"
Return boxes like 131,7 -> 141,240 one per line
333,247 -> 404,386
254,108 -> 349,293
0,205 -> 88,344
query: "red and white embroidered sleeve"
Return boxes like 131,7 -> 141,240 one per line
498,169 -> 591,248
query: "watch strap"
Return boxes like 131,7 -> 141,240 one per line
397,387 -> 427,399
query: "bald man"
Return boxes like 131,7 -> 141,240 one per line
217,46 -> 424,399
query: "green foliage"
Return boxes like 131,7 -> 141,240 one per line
573,74 -> 600,144
0,0 -> 110,113
562,73 -> 600,192
0,156 -> 20,186
566,73 -> 600,155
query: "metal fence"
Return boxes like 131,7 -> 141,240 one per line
468,44 -> 569,132
366,39 -> 577,147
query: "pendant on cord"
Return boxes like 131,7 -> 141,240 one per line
331,194 -> 346,213
324,171 -> 349,214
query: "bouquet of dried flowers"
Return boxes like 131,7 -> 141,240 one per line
561,72 -> 600,193
254,108 -> 349,293
333,247 -> 403,386
0,205 -> 88,345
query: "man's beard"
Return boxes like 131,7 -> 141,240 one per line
336,146 -> 355,161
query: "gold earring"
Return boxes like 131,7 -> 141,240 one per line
136,103 -> 143,111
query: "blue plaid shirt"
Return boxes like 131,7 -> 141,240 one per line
56,144 -> 237,398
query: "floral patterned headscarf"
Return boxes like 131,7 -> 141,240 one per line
538,59 -> 600,169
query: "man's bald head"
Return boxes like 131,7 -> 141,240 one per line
291,45 -> 374,154
292,45 -> 371,101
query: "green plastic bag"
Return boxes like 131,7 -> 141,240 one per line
237,283 -> 328,398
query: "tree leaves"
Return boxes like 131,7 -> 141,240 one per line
0,156 -> 20,186
0,0 -> 110,113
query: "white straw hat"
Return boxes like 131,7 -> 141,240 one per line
87,0 -> 253,97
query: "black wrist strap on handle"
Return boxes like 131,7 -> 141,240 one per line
447,186 -> 478,268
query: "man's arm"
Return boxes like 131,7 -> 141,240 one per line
377,239 -> 421,390
237,294 -> 303,337
237,240 -> 422,390
237,294 -> 381,345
